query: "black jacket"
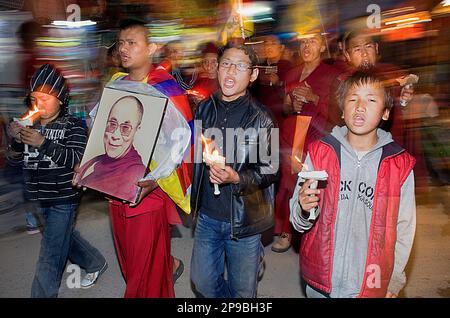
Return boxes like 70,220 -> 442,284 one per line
191,92 -> 279,239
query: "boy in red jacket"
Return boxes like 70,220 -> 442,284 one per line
290,71 -> 416,298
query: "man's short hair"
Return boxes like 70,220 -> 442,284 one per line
218,42 -> 259,67
118,18 -> 150,41
110,95 -> 144,125
336,71 -> 394,110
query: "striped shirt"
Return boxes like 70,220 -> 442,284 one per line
10,112 -> 87,206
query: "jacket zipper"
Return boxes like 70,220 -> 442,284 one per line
357,149 -> 405,297
229,101 -> 263,240
230,131 -> 238,240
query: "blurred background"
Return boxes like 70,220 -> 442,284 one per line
0,0 -> 448,298
0,0 -> 448,185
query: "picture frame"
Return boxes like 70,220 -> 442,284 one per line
76,87 -> 168,203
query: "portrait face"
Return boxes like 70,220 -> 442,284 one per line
299,35 -> 325,63
218,47 -> 258,102
344,34 -> 379,70
117,26 -> 156,70
30,89 -> 61,120
342,81 -> 389,137
202,53 -> 219,79
103,96 -> 143,159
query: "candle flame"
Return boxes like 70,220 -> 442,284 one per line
201,134 -> 210,154
186,89 -> 206,100
294,154 -> 310,171
22,104 -> 41,120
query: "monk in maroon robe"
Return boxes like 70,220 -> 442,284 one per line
272,33 -> 341,252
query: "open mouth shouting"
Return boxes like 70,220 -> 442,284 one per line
223,76 -> 236,90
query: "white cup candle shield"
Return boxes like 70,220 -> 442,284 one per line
295,155 -> 328,221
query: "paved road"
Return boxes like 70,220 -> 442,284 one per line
0,185 -> 449,298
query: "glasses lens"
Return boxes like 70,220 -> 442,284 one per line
120,124 -> 133,137
237,63 -> 250,72
106,121 -> 117,133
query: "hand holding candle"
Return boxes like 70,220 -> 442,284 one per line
204,149 -> 226,195
19,127 -> 45,148
201,135 -> 227,195
297,158 -> 328,221
12,103 -> 43,150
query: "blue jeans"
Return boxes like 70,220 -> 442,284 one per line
31,203 -> 106,298
191,213 -> 264,298
26,201 -> 41,228
26,211 -> 40,228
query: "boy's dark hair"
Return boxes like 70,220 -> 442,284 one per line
336,71 -> 394,111
119,18 -> 146,30
218,42 -> 259,67
118,18 -> 150,40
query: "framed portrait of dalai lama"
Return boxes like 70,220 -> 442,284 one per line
75,87 -> 168,203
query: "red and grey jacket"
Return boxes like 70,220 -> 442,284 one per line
300,134 -> 415,298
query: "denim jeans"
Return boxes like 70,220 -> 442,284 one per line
31,203 -> 106,298
191,213 -> 264,298
26,211 -> 40,228
25,201 -> 41,228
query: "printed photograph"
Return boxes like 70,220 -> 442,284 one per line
76,87 -> 167,203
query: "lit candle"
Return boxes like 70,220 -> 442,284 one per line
201,135 -> 226,195
186,89 -> 206,100
14,104 -> 41,127
13,103 -> 42,164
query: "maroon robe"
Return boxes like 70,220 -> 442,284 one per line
252,59 -> 293,127
275,62 -> 340,234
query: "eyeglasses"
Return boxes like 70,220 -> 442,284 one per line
219,59 -> 253,72
106,120 -> 133,137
